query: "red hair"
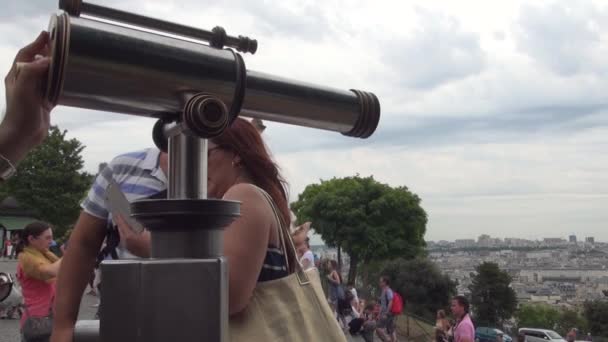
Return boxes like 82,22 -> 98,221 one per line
212,118 -> 291,227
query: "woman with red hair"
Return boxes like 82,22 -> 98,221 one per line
51,118 -> 295,340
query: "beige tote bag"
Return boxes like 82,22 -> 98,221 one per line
229,189 -> 347,342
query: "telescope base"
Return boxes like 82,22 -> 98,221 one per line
94,258 -> 228,342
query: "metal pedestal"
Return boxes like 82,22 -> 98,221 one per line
100,259 -> 228,342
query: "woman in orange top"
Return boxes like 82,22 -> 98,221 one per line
16,221 -> 62,342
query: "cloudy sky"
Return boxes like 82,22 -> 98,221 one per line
1,0 -> 607,242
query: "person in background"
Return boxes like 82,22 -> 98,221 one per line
1,32 -> 53,183
450,295 -> 475,342
347,282 -> 360,314
517,333 -> 526,342
376,275 -> 397,342
291,222 -> 311,258
3,238 -> 11,258
16,221 -> 62,342
327,259 -> 342,315
299,236 -> 315,270
566,328 -> 577,342
361,301 -> 378,342
10,233 -> 19,259
435,309 -> 450,342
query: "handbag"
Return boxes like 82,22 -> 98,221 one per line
22,304 -> 53,341
229,188 -> 347,342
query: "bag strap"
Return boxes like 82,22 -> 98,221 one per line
255,186 -> 310,285
256,187 -> 295,271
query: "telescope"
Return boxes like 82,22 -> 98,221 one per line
39,1 -> 381,341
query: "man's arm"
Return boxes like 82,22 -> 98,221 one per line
460,324 -> 476,342
51,212 -> 107,342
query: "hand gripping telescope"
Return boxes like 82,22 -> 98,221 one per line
48,1 -> 380,341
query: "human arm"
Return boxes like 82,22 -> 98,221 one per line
222,184 -> 274,315
0,32 -> 52,168
51,212 -> 107,342
327,270 -> 340,284
460,323 -> 475,342
301,257 -> 312,269
114,214 -> 151,258
19,254 -> 62,281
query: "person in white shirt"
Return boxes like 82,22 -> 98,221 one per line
299,237 -> 315,270
292,222 -> 316,270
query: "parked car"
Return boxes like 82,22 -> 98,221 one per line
519,328 -> 567,342
476,327 -> 513,342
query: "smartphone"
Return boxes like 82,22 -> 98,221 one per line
104,179 -> 145,233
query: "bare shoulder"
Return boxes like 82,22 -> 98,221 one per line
223,183 -> 273,223
223,183 -> 266,202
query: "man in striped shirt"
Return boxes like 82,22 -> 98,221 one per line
81,148 -> 167,258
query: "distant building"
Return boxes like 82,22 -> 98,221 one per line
569,235 -> 577,243
586,237 -> 595,244
478,234 -> 492,247
455,239 -> 476,248
543,238 -> 567,247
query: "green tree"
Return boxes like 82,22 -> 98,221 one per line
291,175 -> 427,283
584,300 -> 608,337
556,308 -> 587,336
469,262 -> 517,326
516,304 -> 560,330
363,257 -> 457,321
4,126 -> 93,237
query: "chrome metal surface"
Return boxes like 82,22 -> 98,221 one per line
151,229 -> 223,258
167,133 -> 207,199
47,13 -> 381,138
60,0 -> 257,53
242,70 -> 360,133
51,14 -> 239,118
0,272 -> 13,302
99,259 -> 228,342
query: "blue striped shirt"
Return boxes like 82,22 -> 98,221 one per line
81,148 -> 167,258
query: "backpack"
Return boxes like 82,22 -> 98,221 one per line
389,291 -> 404,315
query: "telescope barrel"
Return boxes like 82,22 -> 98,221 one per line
46,13 -> 380,138
59,0 -> 257,54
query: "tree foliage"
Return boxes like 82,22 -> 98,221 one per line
584,300 -> 608,337
291,175 -> 427,283
363,257 -> 457,321
469,262 -> 517,326
516,304 -> 587,336
516,304 -> 560,331
4,126 -> 93,237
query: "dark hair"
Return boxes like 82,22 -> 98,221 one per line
16,221 -> 51,254
452,295 -> 470,313
380,275 -> 391,286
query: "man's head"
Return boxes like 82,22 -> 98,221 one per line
379,275 -> 390,289
450,295 -> 469,318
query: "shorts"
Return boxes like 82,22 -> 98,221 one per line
378,313 -> 396,334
